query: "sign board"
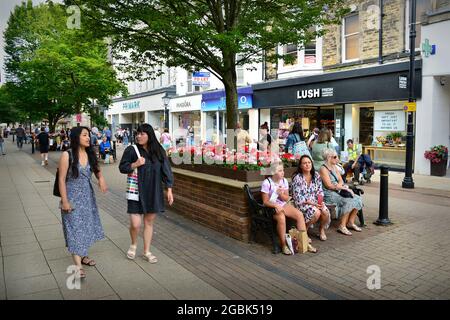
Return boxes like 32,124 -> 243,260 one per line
374,110 -> 406,131
399,76 -> 407,89
193,71 -> 211,87
403,102 -> 416,112
335,119 -> 341,138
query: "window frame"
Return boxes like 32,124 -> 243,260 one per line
342,13 -> 360,63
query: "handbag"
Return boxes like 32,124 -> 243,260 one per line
292,134 -> 311,159
126,145 -> 141,201
337,189 -> 354,198
53,150 -> 72,197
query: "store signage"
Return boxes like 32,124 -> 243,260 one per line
201,94 -> 253,111
193,71 -> 211,87
176,101 -> 191,109
123,101 -> 140,110
399,76 -> 407,89
403,102 -> 416,112
422,39 -> 436,58
374,110 -> 406,131
296,87 -> 334,100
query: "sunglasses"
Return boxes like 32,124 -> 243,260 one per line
332,155 -> 338,159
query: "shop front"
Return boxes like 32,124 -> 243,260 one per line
106,87 -> 176,135
201,86 -> 254,144
253,61 -> 422,170
170,93 -> 202,146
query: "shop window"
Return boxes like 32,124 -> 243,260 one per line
435,0 -> 450,10
359,107 -> 374,146
406,0 -> 433,50
304,39 -> 317,64
283,44 -> 298,66
342,13 -> 360,62
236,54 -> 245,85
187,71 -> 201,93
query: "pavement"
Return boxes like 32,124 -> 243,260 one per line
1,137 -> 450,300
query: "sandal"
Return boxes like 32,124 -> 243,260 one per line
337,227 -> 353,236
282,245 -> 292,255
127,245 -> 137,260
81,256 -> 96,266
319,233 -> 327,241
347,224 -> 362,232
307,244 -> 318,253
143,252 -> 158,263
308,237 -> 312,244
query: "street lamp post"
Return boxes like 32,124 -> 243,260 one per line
402,0 -> 416,189
162,93 -> 171,130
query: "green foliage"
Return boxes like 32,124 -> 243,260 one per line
2,1 -> 126,131
67,0 -> 348,128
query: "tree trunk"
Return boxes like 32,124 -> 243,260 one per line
222,52 -> 238,130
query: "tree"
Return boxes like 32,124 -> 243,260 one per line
68,0 -> 348,129
3,0 -> 126,131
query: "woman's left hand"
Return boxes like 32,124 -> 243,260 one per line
98,177 -> 108,193
167,189 -> 174,206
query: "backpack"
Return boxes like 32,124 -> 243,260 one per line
53,150 -> 73,197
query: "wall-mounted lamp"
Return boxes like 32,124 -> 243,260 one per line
439,76 -> 447,86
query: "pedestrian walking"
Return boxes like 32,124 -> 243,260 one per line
58,126 -> 108,279
16,124 -> 26,149
122,128 -> 129,146
119,123 -> 174,263
37,127 -> 50,166
160,128 -> 172,152
0,132 -> 6,155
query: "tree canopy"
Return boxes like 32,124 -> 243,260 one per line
3,0 -> 126,131
68,0 -> 348,129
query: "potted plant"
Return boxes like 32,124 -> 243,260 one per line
391,132 -> 404,144
424,145 -> 448,176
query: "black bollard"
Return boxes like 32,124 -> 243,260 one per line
112,140 -> 117,160
374,165 -> 392,226
31,139 -> 35,154
12,133 -> 15,143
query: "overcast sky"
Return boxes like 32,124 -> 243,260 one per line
0,0 -> 61,83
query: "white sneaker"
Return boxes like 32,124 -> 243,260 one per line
41,161 -> 45,166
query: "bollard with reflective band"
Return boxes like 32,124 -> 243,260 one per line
375,165 -> 392,226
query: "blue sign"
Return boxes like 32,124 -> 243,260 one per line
193,71 -> 211,87
123,101 -> 140,110
201,87 -> 253,111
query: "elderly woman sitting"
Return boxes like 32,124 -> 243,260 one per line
319,148 -> 363,236
292,155 -> 331,241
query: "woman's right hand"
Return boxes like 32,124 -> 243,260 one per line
61,201 -> 72,213
275,205 -> 285,215
133,156 -> 145,168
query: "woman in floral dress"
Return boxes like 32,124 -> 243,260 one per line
292,155 -> 331,241
58,126 -> 108,279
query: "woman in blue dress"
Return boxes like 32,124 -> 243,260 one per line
58,126 -> 108,279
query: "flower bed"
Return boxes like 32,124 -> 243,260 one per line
169,144 -> 298,182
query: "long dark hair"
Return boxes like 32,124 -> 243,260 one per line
290,122 -> 304,140
137,123 -> 166,162
69,126 -> 99,178
293,155 -> 316,180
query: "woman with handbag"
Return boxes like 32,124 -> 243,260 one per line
58,127 -> 108,279
119,124 -> 174,263
319,148 -> 363,236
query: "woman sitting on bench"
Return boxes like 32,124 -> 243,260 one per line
261,162 -> 316,255
319,148 -> 363,236
292,155 -> 331,241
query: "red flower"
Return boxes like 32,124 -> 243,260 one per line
233,165 -> 238,171
258,161 -> 263,167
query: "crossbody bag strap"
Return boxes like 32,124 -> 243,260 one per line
322,164 -> 339,182
132,145 -> 141,173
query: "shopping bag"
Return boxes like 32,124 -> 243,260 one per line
126,145 -> 141,201
289,228 -> 308,254
285,234 -> 295,255
293,141 -> 311,159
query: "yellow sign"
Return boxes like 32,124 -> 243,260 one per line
403,102 -> 416,112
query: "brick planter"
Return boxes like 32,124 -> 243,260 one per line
171,163 -> 297,182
